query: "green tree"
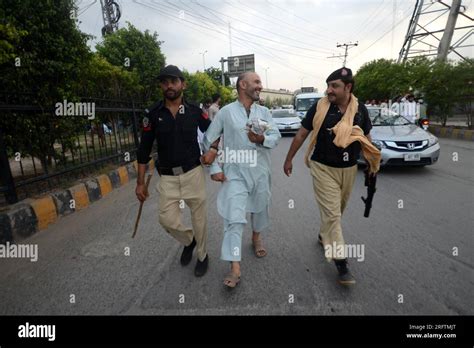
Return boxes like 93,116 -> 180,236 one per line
73,54 -> 143,149
421,60 -> 465,127
75,54 -> 142,100
218,84 -> 235,106
204,66 -> 230,86
183,70 -> 235,107
0,0 -> 92,170
0,22 -> 27,65
0,0 -> 91,101
452,59 -> 474,128
355,57 -> 473,127
354,59 -> 408,102
95,22 -> 166,103
404,56 -> 432,94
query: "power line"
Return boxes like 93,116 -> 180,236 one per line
263,0 -> 352,42
134,0 -> 324,80
169,0 -> 328,58
191,0 -> 334,54
149,0 -> 328,61
351,7 -> 413,61
225,0 -> 336,45
337,42 -> 358,66
163,0 -> 332,54
159,0 -> 322,60
351,0 -> 388,39
78,0 -> 98,16
190,0 -> 334,55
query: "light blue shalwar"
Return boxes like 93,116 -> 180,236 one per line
203,101 -> 281,261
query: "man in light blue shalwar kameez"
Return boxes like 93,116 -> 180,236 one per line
202,72 -> 281,288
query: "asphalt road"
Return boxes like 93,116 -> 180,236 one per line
0,136 -> 472,315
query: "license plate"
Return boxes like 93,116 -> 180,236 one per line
404,153 -> 421,161
285,126 -> 292,129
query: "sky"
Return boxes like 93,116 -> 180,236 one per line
76,0 -> 473,93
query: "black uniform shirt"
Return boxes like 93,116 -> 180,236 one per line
136,99 -> 211,168
301,100 -> 372,168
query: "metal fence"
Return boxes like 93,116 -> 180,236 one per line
0,96 -> 148,205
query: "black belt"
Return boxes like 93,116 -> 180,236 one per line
158,159 -> 201,176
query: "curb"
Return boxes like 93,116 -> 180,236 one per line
0,160 -> 154,243
68,183 -> 90,211
97,174 -> 113,197
0,203 -> 37,243
429,125 -> 474,141
28,196 -> 58,230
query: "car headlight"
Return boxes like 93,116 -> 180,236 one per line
428,134 -> 438,147
372,140 -> 386,149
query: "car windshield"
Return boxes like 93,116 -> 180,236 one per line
271,110 -> 297,118
368,108 -> 412,126
296,98 -> 318,111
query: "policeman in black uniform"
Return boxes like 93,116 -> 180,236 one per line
136,65 -> 217,277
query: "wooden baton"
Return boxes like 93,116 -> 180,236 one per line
132,173 -> 152,238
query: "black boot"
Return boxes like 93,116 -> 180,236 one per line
180,238 -> 196,266
334,258 -> 356,285
194,254 -> 208,277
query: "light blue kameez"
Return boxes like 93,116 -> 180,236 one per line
203,101 -> 281,261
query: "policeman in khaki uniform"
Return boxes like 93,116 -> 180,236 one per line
136,65 -> 217,277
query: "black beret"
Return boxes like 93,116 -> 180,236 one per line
326,67 -> 353,83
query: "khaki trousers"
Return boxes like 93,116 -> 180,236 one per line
156,165 -> 208,261
309,160 -> 357,260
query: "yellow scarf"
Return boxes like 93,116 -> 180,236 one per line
304,94 -> 381,174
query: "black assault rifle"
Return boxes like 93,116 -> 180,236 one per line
361,168 -> 377,218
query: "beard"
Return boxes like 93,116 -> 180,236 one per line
165,89 -> 182,101
246,89 -> 260,101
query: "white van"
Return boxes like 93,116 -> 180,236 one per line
294,92 -> 325,119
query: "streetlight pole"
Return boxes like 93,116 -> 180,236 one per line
263,67 -> 269,89
199,50 -> 208,71
300,77 -> 305,87
219,57 -> 227,86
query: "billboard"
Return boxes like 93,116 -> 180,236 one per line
227,54 -> 255,77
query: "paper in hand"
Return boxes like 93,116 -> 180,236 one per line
247,118 -> 270,135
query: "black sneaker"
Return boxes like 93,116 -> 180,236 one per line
180,238 -> 196,266
334,259 -> 356,285
194,254 -> 208,277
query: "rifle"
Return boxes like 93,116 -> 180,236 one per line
361,168 -> 377,218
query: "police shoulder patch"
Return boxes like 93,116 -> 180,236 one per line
142,116 -> 151,131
